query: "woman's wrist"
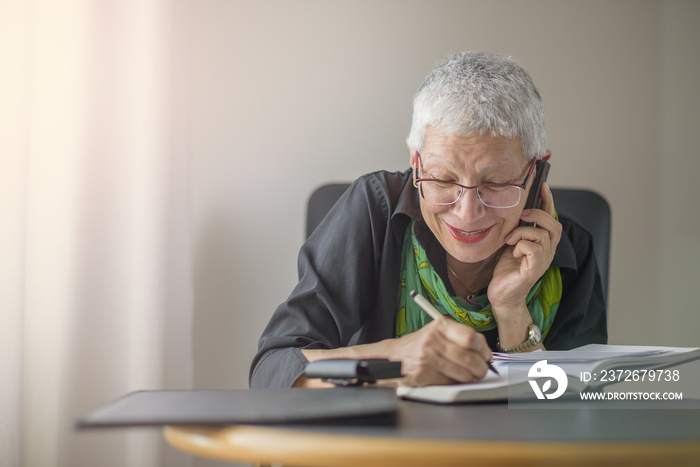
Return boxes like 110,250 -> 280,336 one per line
492,303 -> 533,349
300,339 -> 394,363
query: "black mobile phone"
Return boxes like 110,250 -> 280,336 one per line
519,159 -> 550,227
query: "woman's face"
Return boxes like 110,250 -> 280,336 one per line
411,127 -> 532,265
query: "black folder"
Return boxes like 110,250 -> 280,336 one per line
76,387 -> 397,429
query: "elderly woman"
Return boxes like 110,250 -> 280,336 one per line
250,51 -> 607,389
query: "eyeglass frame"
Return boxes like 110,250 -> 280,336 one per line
413,153 -> 538,209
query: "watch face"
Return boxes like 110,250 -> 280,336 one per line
530,324 -> 542,342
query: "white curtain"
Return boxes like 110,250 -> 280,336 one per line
1,1 -> 193,466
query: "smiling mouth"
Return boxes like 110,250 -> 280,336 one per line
454,228 -> 488,236
447,224 -> 493,243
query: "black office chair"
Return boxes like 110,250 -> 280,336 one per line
549,188 -> 611,304
306,183 -> 611,304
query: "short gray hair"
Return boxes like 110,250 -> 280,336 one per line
407,51 -> 546,160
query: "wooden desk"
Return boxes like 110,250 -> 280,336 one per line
164,399 -> 700,466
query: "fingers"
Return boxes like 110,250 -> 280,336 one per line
507,221 -> 561,274
505,222 -> 560,263
392,320 -> 492,387
498,184 -> 562,286
439,319 -> 492,363
506,185 -> 562,247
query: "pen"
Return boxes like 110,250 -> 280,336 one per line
409,290 -> 500,376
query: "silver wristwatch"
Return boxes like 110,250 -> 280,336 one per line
497,323 -> 542,353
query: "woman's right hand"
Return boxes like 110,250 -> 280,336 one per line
386,319 -> 492,387
298,319 -> 492,387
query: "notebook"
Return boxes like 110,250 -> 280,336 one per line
397,344 -> 700,404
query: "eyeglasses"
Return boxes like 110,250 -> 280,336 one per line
413,154 -> 537,209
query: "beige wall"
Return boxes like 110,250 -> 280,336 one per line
659,1 -> 700,344
190,0 -> 700,390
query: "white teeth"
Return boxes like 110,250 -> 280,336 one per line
457,229 -> 483,237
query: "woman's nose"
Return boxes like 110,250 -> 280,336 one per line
452,188 -> 486,220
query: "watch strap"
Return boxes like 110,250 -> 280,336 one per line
496,323 -> 541,353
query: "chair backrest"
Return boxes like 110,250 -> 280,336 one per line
306,184 -> 354,239
549,188 -> 611,304
306,184 -> 611,304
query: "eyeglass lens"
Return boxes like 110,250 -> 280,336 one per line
420,181 -> 521,208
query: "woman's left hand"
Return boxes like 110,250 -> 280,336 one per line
488,182 -> 562,315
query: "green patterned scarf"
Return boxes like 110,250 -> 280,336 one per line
396,220 -> 562,339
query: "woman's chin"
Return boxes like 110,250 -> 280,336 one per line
446,243 -> 501,265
